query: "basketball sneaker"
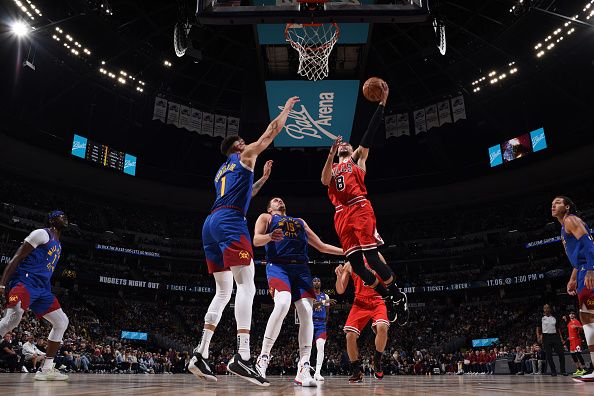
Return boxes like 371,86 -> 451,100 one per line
255,355 -> 269,379
314,372 -> 325,381
385,289 -> 408,324
34,368 -> 69,381
188,353 -> 217,382
575,372 -> 594,382
348,371 -> 364,383
294,362 -> 317,387
227,353 -> 270,387
572,369 -> 586,377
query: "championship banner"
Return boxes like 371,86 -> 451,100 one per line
265,80 -> 359,147
189,108 -> 203,133
152,97 -> 167,123
166,102 -> 180,126
178,106 -> 191,130
396,113 -> 410,137
413,109 -> 427,135
214,115 -> 227,138
438,100 -> 452,125
201,112 -> 214,136
451,95 -> 467,122
425,104 -> 439,130
385,114 -> 398,139
227,117 -> 240,135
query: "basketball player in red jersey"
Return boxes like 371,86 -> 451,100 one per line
321,81 -> 406,322
567,312 -> 587,376
335,254 -> 390,383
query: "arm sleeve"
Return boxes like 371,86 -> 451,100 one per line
577,234 -> 594,270
359,105 -> 385,148
24,229 -> 50,248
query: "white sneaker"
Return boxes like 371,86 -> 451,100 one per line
35,368 -> 69,381
314,372 -> 325,381
294,363 -> 317,387
256,355 -> 269,379
575,372 -> 594,382
21,366 -> 29,373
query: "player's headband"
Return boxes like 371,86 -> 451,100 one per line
48,210 -> 65,220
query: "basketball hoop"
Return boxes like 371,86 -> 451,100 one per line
285,22 -> 340,81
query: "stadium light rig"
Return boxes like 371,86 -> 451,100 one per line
52,27 -> 92,58
11,21 -> 30,38
470,62 -> 519,93
98,63 -> 145,93
11,0 -> 42,21
163,60 -> 173,67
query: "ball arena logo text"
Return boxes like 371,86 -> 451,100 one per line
279,92 -> 339,141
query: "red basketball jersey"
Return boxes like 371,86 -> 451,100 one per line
328,157 -> 368,207
351,264 -> 382,300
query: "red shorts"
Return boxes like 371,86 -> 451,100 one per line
569,339 -> 582,353
334,200 -> 383,256
343,297 -> 389,335
578,287 -> 594,311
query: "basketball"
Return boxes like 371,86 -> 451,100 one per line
362,77 -> 386,102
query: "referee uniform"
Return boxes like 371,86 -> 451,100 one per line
537,312 -> 566,376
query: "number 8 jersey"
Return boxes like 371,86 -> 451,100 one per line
327,157 -> 368,207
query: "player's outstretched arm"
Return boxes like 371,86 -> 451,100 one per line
352,81 -> 389,170
241,96 -> 300,169
302,220 -> 343,255
564,215 -> 594,289
253,213 -> 283,247
0,242 -> 35,289
321,136 -> 341,186
335,262 -> 351,294
251,160 -> 273,198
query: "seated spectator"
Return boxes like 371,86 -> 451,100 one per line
0,333 -> 19,373
21,334 -> 45,372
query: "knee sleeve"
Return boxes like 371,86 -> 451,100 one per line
347,251 -> 379,286
205,271 -> 234,326
583,322 -> 594,347
273,290 -> 292,317
363,249 -> 394,283
0,302 -> 24,337
44,308 -> 69,342
232,261 -> 256,330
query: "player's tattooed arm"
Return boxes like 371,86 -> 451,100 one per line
251,160 -> 273,197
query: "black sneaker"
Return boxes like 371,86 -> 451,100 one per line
385,289 -> 409,324
188,353 -> 217,382
349,371 -> 363,383
373,360 -> 384,380
227,353 -> 270,387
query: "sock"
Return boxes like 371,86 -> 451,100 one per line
374,351 -> 383,371
196,328 -> 214,359
238,333 -> 250,361
42,357 -> 54,371
350,360 -> 362,375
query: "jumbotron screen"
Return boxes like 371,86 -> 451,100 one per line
488,127 -> 547,167
71,134 -> 137,176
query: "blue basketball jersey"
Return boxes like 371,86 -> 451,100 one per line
561,216 -> 593,292
12,229 -> 61,289
265,214 -> 308,264
211,153 -> 254,215
313,292 -> 328,321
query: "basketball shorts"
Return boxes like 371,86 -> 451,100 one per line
569,339 -> 582,354
343,297 -> 389,335
6,282 -> 60,317
266,263 -> 315,302
577,282 -> 594,312
334,201 -> 384,256
202,208 -> 253,274
314,320 -> 327,341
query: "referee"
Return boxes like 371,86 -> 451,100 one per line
536,304 -> 567,376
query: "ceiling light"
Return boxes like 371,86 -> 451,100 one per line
11,21 -> 29,37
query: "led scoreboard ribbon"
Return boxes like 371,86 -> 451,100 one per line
71,134 -> 137,176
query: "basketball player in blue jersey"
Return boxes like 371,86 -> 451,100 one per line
312,276 -> 336,381
552,196 -> 594,382
253,197 -> 343,386
189,96 -> 299,387
0,211 -> 70,381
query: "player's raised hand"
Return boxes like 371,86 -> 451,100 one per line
284,96 -> 300,112
585,271 -> 594,291
329,136 -> 342,155
567,278 -> 578,296
380,81 -> 389,104
334,264 -> 344,277
262,160 -> 273,179
270,228 -> 284,242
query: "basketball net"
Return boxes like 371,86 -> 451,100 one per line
285,23 -> 340,81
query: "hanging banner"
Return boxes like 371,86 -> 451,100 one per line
451,95 -> 467,122
438,100 -> 452,125
413,109 -> 427,135
178,106 -> 191,130
227,117 -> 240,136
152,97 -> 168,123
425,104 -> 439,130
385,114 -> 398,139
189,108 -> 203,133
166,102 -> 180,126
214,115 -> 227,138
396,113 -> 410,137
201,112 -> 214,136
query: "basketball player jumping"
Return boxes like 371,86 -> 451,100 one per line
335,254 -> 390,383
0,211 -> 70,381
312,276 -> 336,381
321,81 -> 407,322
253,197 -> 343,386
552,196 -> 594,382
189,96 -> 299,386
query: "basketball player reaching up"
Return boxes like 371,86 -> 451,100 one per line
253,197 -> 343,386
552,196 -> 594,382
312,276 -> 336,381
189,96 -> 299,387
0,211 -> 70,381
335,254 -> 391,383
321,81 -> 407,322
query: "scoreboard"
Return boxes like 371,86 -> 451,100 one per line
71,134 -> 137,176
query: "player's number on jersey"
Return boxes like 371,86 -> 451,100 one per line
336,175 -> 345,191
220,176 -> 226,197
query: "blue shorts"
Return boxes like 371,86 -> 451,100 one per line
266,263 -> 315,303
202,208 -> 253,274
7,282 -> 60,317
314,321 -> 327,340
